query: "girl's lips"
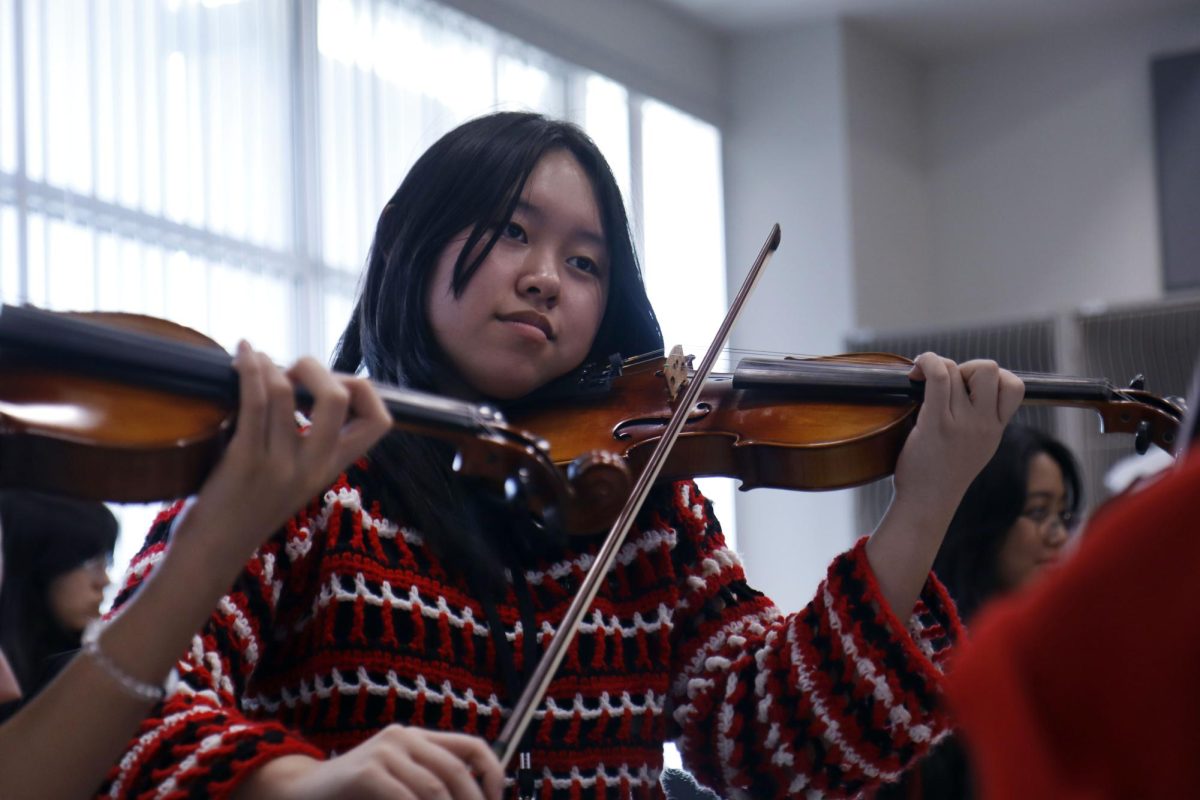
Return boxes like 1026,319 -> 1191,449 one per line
501,318 -> 549,341
496,311 -> 554,340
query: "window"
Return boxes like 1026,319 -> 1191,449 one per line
0,0 -> 730,582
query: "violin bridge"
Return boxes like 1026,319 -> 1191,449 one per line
664,344 -> 689,402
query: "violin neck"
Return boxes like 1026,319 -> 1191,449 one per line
732,357 -> 1117,406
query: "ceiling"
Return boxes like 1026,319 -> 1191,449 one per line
653,0 -> 1199,56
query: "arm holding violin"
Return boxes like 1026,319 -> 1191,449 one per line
866,354 -> 1025,620
99,348 -> 502,800
65,345 -> 391,800
665,481 -> 965,799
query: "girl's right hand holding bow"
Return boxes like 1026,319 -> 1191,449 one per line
232,726 -> 505,800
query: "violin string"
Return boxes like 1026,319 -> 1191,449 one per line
633,345 -> 1106,383
719,350 -> 1106,384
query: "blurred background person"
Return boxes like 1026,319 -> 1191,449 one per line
874,423 -> 1084,799
944,363 -> 1200,799
0,491 -> 117,723
933,423 -> 1083,624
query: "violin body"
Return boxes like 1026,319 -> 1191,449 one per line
0,312 -> 231,502
509,352 -> 919,494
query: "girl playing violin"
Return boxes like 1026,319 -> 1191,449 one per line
102,111 -> 1023,800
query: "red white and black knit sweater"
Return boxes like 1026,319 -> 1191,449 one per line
101,464 -> 962,800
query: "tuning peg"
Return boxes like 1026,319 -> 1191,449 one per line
1128,374 -> 1146,391
1134,419 -> 1151,455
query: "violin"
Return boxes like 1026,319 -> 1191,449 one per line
506,347 -> 1187,496
0,304 -> 631,533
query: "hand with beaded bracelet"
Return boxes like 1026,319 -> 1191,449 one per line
0,341 -> 393,800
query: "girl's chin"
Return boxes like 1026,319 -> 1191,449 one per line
471,372 -> 548,401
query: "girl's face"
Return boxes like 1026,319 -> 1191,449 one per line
47,555 -> 110,633
996,452 -> 1071,592
427,149 -> 611,400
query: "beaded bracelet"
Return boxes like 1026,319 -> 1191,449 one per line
81,619 -> 179,703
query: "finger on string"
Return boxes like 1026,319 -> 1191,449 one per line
262,352 -> 300,458
911,352 -> 949,417
332,376 -> 391,467
230,341 -> 269,450
997,370 -> 1026,422
943,358 -> 967,419
961,360 -> 1000,418
288,357 -> 349,460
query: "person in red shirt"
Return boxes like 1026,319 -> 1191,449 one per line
947,371 -> 1200,799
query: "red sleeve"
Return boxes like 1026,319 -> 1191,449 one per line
664,481 -> 964,799
99,496 -> 329,799
946,449 -> 1200,800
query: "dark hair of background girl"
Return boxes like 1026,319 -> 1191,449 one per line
0,491 -> 117,719
932,424 -> 1083,623
331,112 -> 663,580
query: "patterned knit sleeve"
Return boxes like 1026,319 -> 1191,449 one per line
664,480 -> 964,799
98,495 -> 329,799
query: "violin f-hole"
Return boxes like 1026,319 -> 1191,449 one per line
612,402 -> 712,441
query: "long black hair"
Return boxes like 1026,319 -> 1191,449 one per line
331,112 -> 662,578
932,424 -> 1082,623
0,491 -> 117,713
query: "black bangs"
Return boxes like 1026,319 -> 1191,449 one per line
0,491 -> 117,582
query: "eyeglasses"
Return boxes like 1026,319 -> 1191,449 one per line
1020,507 -> 1073,529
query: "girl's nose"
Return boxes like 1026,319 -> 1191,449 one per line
517,254 -> 560,305
1044,518 -> 1070,548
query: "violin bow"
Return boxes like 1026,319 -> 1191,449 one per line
491,223 -> 782,776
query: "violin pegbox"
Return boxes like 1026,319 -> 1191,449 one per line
663,344 -> 690,403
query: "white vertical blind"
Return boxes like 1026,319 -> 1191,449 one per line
640,98 -> 733,549
0,0 -> 16,174
3,0 -> 297,358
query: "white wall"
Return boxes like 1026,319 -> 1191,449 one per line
724,22 -> 859,613
844,25 -> 934,331
924,8 -> 1200,325
723,6 -> 1200,610
438,0 -> 727,123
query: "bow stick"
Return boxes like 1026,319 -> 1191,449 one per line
491,223 -> 782,773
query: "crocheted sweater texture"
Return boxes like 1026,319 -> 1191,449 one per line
100,466 -> 962,800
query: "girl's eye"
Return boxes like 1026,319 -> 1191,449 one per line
567,255 -> 599,275
1022,507 -> 1050,523
502,221 -> 527,242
